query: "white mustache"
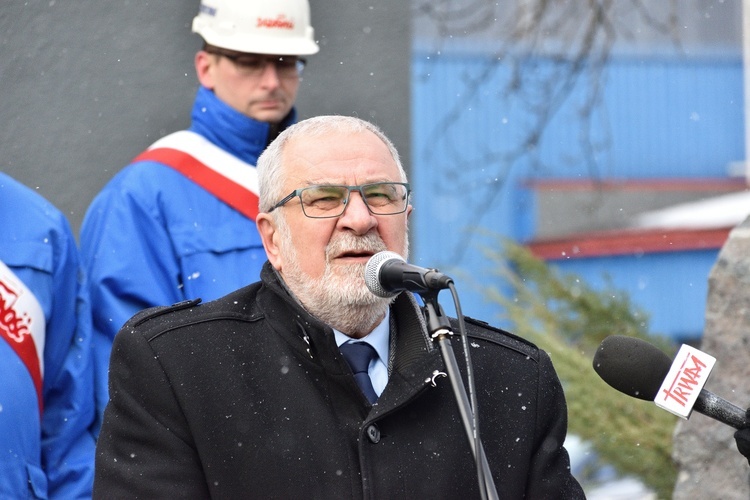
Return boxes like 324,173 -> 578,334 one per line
326,232 -> 388,260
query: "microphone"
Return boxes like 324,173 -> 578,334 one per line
364,251 -> 453,298
593,335 -> 749,429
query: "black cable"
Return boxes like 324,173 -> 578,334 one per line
449,282 -> 494,500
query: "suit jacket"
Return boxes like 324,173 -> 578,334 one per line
94,262 -> 584,499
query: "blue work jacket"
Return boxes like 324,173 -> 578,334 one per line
80,86 -> 296,430
0,172 -> 96,499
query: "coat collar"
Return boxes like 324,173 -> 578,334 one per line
256,262 -> 443,409
188,86 -> 297,164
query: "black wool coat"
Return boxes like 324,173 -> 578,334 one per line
94,263 -> 585,499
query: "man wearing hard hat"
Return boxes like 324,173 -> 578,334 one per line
79,0 -> 319,433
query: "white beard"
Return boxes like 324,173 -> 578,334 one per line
275,217 -> 405,336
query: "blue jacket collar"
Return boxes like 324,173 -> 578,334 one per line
188,86 -> 297,165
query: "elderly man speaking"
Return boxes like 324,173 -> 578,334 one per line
93,115 -> 584,499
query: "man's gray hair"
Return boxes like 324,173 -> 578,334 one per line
257,115 -> 407,213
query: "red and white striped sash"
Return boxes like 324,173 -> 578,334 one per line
133,130 -> 260,220
0,260 -> 45,415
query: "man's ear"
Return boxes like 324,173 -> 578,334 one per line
195,51 -> 216,89
256,213 -> 283,271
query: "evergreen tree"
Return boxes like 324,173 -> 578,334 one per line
479,239 -> 679,498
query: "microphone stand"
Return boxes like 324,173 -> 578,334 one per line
420,290 -> 499,500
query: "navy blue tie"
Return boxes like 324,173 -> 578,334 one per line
340,341 -> 379,404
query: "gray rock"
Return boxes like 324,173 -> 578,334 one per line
672,216 -> 750,499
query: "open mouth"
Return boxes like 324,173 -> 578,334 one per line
335,250 -> 376,261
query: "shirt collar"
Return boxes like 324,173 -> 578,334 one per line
334,309 -> 390,364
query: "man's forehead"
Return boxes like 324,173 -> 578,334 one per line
284,130 -> 392,163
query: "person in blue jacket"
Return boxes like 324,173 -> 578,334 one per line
80,0 -> 319,431
0,172 -> 96,498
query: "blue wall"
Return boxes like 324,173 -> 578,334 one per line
411,51 -> 743,339
545,249 -> 719,342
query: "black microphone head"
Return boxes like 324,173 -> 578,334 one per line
365,251 -> 404,298
592,335 -> 673,401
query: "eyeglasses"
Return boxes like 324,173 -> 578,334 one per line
205,48 -> 306,79
268,182 -> 411,218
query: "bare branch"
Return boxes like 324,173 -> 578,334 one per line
413,0 -> 681,264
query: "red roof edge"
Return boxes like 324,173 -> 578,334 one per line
523,178 -> 748,192
526,227 -> 732,260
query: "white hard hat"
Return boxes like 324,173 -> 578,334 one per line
192,0 -> 319,56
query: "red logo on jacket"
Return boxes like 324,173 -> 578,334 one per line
0,279 -> 32,343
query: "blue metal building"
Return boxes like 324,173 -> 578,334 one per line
411,48 -> 745,343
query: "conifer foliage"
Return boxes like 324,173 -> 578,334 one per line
479,239 -> 679,498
